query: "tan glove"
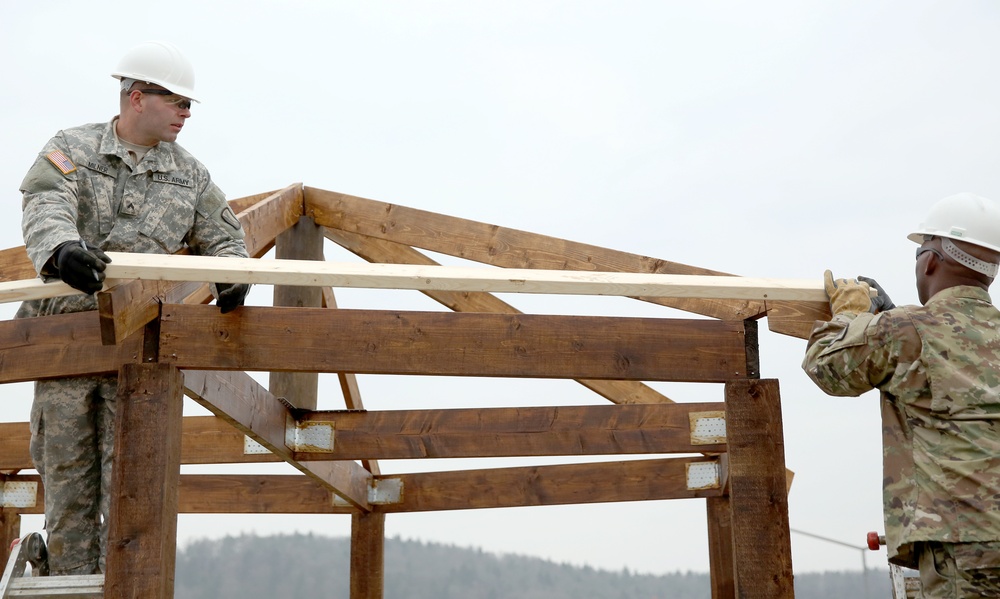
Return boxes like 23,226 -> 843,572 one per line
824,270 -> 872,315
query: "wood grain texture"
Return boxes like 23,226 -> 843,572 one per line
0,311 -> 141,383
305,187 -> 768,321
374,457 -> 723,513
106,364 -> 184,599
160,305 -> 751,382
296,402 -> 727,459
182,369 -> 371,510
724,379 -> 794,598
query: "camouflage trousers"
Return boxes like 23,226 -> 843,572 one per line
918,541 -> 1000,598
29,375 -> 118,576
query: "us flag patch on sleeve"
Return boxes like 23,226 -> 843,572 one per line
46,150 -> 76,175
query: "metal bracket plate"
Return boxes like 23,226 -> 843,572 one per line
686,461 -> 721,490
285,415 -> 335,453
0,481 -> 38,508
690,411 -> 726,445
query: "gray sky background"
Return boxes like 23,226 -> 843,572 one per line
3,0 -> 1000,577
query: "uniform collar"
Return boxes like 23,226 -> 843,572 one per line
99,118 -> 179,173
926,285 -> 993,305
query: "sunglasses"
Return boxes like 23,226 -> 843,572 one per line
137,89 -> 192,111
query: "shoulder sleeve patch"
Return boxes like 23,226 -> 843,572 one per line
45,150 -> 76,175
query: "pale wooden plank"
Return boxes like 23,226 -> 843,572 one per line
0,251 -> 828,305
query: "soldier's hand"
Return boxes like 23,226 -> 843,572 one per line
857,276 -> 895,313
216,282 -> 250,314
54,240 -> 110,294
824,270 -> 873,316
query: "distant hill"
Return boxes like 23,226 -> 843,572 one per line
174,533 -> 892,599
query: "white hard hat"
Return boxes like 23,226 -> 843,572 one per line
111,41 -> 199,102
908,192 -> 1000,253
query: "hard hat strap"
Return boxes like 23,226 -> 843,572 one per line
941,237 -> 999,278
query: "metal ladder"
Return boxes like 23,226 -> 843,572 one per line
0,534 -> 103,598
867,532 -> 921,599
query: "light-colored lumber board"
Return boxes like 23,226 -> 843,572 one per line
160,305 -> 753,382
0,252 -> 828,305
106,363 -> 184,599
294,402 -> 727,459
725,379 -> 794,598
305,187 -> 769,321
372,456 -> 723,513
324,227 -> 672,405
181,369 -> 371,510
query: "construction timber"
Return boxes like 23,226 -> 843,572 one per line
0,184 -> 826,598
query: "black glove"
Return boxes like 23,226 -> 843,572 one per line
216,282 -> 250,314
53,240 -> 111,294
858,276 -> 895,313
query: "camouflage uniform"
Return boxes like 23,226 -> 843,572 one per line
802,286 -> 1000,596
17,118 -> 248,575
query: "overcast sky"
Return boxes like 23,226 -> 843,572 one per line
3,0 -> 1000,578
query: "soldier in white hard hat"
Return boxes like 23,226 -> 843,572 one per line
803,193 -> 1000,597
16,41 -> 250,575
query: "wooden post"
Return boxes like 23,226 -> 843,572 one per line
725,379 -> 794,598
350,511 -> 385,599
706,496 -> 736,599
270,216 -> 324,410
105,363 -> 184,599
0,509 -> 20,567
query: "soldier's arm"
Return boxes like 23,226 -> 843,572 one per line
20,135 -> 85,276
801,312 -> 897,397
186,179 -> 248,258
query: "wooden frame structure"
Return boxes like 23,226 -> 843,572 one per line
0,184 -> 828,597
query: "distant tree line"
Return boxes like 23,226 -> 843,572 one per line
174,533 -> 892,599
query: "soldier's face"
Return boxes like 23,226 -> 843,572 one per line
137,89 -> 192,143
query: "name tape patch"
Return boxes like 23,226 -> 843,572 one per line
154,173 -> 192,187
46,150 -> 76,175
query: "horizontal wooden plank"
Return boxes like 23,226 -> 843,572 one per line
374,457 -> 723,513
0,252 -> 828,305
0,311 -> 142,383
160,306 -> 751,382
297,403 -> 727,460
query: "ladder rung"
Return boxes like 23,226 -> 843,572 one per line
7,574 -> 104,598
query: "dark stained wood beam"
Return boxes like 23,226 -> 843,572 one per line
304,187 -> 767,322
324,227 -> 672,405
181,369 -> 371,510
160,305 -> 753,382
296,402 -> 727,460
372,456 -> 723,513
0,311 -> 142,383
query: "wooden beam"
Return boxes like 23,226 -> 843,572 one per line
295,403 -> 726,460
106,363 -> 184,599
305,187 -> 769,320
161,306 -> 753,382
0,247 -> 35,284
177,475 -> 349,514
0,311 -> 141,384
181,369 -> 371,510
706,496 -> 736,599
725,379 -> 794,598
351,512 -> 385,599
324,227 -> 672,405
373,457 -> 723,513
271,216 -> 324,410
